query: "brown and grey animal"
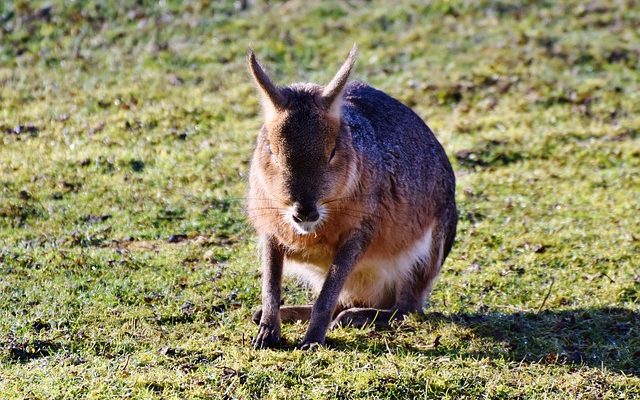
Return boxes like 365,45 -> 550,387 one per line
246,46 -> 457,349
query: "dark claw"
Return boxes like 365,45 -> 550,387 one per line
252,323 -> 280,349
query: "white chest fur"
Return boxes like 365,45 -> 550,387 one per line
284,225 -> 434,308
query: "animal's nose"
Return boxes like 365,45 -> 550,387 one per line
292,203 -> 319,223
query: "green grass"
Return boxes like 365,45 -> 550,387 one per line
1,0 -> 639,398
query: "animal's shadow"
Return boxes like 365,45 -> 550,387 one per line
324,306 -> 639,376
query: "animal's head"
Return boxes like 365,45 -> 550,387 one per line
248,46 -> 358,235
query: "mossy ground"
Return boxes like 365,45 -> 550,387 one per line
1,1 -> 639,398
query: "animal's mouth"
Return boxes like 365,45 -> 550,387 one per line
293,220 -> 320,234
286,204 -> 327,235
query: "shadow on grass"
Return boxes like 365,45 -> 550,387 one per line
4,339 -> 66,363
327,306 -> 639,376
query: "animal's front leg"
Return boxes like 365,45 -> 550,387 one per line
300,230 -> 370,349
252,237 -> 284,349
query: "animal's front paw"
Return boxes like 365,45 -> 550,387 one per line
252,323 -> 280,349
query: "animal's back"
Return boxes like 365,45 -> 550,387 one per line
343,82 -> 457,257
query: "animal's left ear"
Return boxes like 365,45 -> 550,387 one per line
322,45 -> 357,120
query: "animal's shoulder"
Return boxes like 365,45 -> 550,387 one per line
343,81 -> 437,150
344,82 -> 416,121
343,81 -> 432,139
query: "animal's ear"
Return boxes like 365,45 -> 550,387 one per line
322,44 -> 357,120
247,49 -> 286,121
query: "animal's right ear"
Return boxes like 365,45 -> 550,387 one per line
247,49 -> 286,122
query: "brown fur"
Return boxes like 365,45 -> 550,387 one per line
247,46 -> 457,349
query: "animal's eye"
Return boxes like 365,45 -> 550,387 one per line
328,146 -> 337,163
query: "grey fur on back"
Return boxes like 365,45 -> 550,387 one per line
342,81 -> 457,256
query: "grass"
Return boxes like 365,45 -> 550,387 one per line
0,0 -> 639,398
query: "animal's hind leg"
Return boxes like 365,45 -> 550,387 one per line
395,228 -> 445,314
331,229 -> 446,329
252,305 -> 346,325
330,307 -> 405,329
252,305 -> 313,325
